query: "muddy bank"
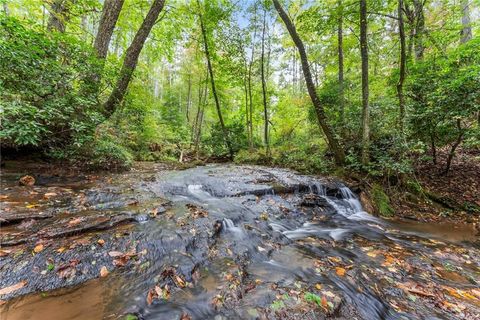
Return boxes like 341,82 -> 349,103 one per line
1,162 -> 479,319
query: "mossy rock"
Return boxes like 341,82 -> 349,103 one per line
371,184 -> 394,217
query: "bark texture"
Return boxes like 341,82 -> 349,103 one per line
273,0 -> 345,165
397,0 -> 406,133
104,0 -> 166,115
94,0 -> 125,59
360,0 -> 370,164
197,0 -> 234,159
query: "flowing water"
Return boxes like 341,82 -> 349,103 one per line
0,163 -> 479,320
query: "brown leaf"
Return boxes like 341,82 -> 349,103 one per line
113,257 -> 128,267
19,175 -> 35,186
180,312 -> 192,320
68,218 -> 82,227
146,289 -> 156,306
108,251 -> 124,257
100,266 -> 109,277
44,192 -> 57,199
97,239 -> 105,246
0,281 -> 27,295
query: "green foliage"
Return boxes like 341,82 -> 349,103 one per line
204,118 -> 248,157
85,132 -> 133,170
371,184 -> 394,217
407,38 -> 480,156
304,292 -> 322,307
0,17 -> 103,153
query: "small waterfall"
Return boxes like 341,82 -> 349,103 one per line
339,187 -> 363,213
222,218 -> 245,237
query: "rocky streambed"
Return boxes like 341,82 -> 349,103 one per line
0,162 -> 479,320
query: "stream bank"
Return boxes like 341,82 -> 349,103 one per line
0,161 -> 479,319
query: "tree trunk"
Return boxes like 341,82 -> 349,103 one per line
3,2 -> 9,15
443,120 -> 464,175
197,0 -> 234,159
397,0 -> 406,133
47,0 -> 68,33
272,0 -> 345,165
83,0 -> 124,96
186,73 -> 192,123
247,4 -> 258,150
460,0 -> 472,43
413,0 -> 424,60
94,0 -> 125,59
261,7 -> 270,156
104,0 -> 166,115
337,0 -> 345,133
360,0 -> 370,165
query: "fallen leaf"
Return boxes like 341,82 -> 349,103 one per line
44,192 -> 57,199
98,266 -> 107,278
97,239 -> 105,246
33,244 -> 44,253
68,218 -> 82,226
108,251 -> 124,257
175,275 -> 186,288
146,288 -> 155,306
315,283 -> 322,290
336,267 -> 346,276
321,295 -> 328,309
180,312 -> 192,320
0,250 -> 12,257
57,247 -> 66,253
0,281 -> 27,295
19,175 -> 35,186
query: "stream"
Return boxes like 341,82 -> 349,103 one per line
0,162 -> 479,320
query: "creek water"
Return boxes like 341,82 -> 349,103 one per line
0,163 -> 478,320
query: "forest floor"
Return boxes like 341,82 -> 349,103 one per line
389,148 -> 480,226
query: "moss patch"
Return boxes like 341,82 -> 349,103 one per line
371,184 -> 394,217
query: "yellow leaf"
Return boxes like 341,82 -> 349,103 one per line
33,244 -> 44,253
315,283 -> 322,290
336,267 -> 346,276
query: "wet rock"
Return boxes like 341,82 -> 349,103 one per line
301,194 -> 330,207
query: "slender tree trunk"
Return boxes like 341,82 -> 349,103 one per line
260,7 -> 270,156
413,0 -> 424,60
337,0 -> 345,133
186,73 -> 192,123
3,2 -> 9,15
273,0 -> 345,165
195,74 -> 208,156
197,0 -> 234,159
94,0 -> 125,59
397,0 -> 406,133
104,0 -> 166,115
404,2 -> 415,63
443,120 -> 464,175
47,0 -> 68,33
360,0 -> 370,165
247,4 -> 258,150
460,0 -> 472,43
